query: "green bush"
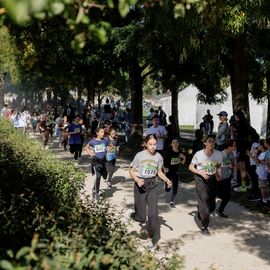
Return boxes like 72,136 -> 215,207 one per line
0,118 -> 182,269
0,118 -> 84,252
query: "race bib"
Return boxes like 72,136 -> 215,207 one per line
171,157 -> 180,165
222,158 -> 231,168
201,161 -> 217,175
74,128 -> 81,133
142,165 -> 158,177
94,144 -> 106,153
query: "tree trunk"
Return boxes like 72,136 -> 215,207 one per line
129,58 -> 143,127
0,73 -> 5,109
171,88 -> 180,138
266,72 -> 270,137
230,35 -> 250,118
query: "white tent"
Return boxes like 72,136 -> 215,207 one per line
159,84 -> 268,136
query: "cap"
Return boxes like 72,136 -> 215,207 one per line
217,111 -> 228,117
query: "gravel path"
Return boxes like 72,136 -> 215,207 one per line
49,139 -> 270,270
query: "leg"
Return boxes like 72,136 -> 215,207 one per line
170,173 -> 179,203
195,176 -> 211,228
146,184 -> 158,238
134,183 -> 147,223
218,177 -> 231,213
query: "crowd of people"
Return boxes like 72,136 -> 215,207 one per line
2,101 -> 270,250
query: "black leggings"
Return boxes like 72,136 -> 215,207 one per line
92,159 -> 107,193
70,144 -> 81,160
165,172 -> 179,202
106,159 -> 116,183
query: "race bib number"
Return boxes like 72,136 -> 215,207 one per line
94,144 -> 106,153
222,158 -> 231,168
74,128 -> 81,133
142,165 -> 158,177
171,157 -> 180,165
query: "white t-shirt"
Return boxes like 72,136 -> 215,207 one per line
249,142 -> 259,166
191,149 -> 223,175
256,152 -> 268,180
145,125 -> 168,150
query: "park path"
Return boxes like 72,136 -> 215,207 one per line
47,137 -> 270,270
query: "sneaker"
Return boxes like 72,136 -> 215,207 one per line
78,157 -> 82,161
234,186 -> 247,192
169,201 -> 175,208
123,209 -> 135,224
45,145 -> 49,150
246,184 -> 252,190
201,227 -> 211,236
107,183 -> 112,188
216,210 -> 228,218
146,238 -> 156,252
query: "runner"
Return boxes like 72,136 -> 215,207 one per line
106,127 -> 119,188
68,116 -> 82,160
145,115 -> 167,156
189,134 -> 222,235
164,138 -> 186,207
60,116 -> 69,151
128,134 -> 172,250
37,114 -> 49,149
216,139 -> 236,218
85,127 -> 109,199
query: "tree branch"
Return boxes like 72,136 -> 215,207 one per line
142,69 -> 155,79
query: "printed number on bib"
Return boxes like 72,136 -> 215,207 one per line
171,157 -> 180,165
142,165 -> 157,177
94,144 -> 106,153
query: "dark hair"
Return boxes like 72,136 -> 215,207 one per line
224,139 -> 236,149
95,127 -> 104,134
108,127 -> 116,134
168,115 -> 175,123
144,134 -> 158,144
152,115 -> 158,120
203,134 -> 215,142
235,109 -> 247,122
266,137 -> 270,146
259,139 -> 267,150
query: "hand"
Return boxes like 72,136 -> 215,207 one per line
137,178 -> 145,187
197,170 -> 209,180
164,167 -> 169,173
166,180 -> 172,188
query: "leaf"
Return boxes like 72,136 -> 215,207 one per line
51,2 -> 65,15
0,260 -> 14,270
30,0 -> 48,13
15,246 -> 30,259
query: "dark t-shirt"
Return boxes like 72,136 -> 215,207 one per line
88,138 -> 109,159
68,123 -> 82,144
164,148 -> 182,174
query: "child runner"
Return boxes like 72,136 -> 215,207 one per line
247,139 -> 269,206
189,135 -> 222,235
128,134 -> 172,250
216,139 -> 236,218
68,116 -> 82,160
164,138 -> 186,207
85,127 -> 109,199
78,118 -> 86,160
106,127 -> 119,188
60,116 -> 69,151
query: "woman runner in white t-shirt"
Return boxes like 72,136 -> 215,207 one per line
128,134 -> 172,250
189,135 -> 222,235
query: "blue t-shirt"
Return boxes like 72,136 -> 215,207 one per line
107,138 -> 119,161
68,123 -> 82,144
88,138 -> 109,159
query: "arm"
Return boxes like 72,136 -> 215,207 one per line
180,153 -> 186,164
157,169 -> 172,187
129,167 -> 145,187
84,143 -> 95,157
188,163 -> 209,180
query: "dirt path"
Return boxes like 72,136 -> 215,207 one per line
49,139 -> 270,270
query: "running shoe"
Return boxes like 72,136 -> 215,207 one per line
246,184 -> 252,190
201,227 -> 210,236
123,209 -> 135,224
146,238 -> 156,252
233,186 -> 247,192
216,210 -> 228,218
169,201 -> 175,208
107,183 -> 112,188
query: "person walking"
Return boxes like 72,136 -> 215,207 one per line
127,134 -> 172,250
85,127 -> 109,199
216,111 -> 229,151
164,138 -> 186,207
189,135 -> 222,235
216,139 -> 236,218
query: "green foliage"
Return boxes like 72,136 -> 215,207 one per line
0,117 -> 182,269
0,117 -> 84,252
0,26 -> 21,83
